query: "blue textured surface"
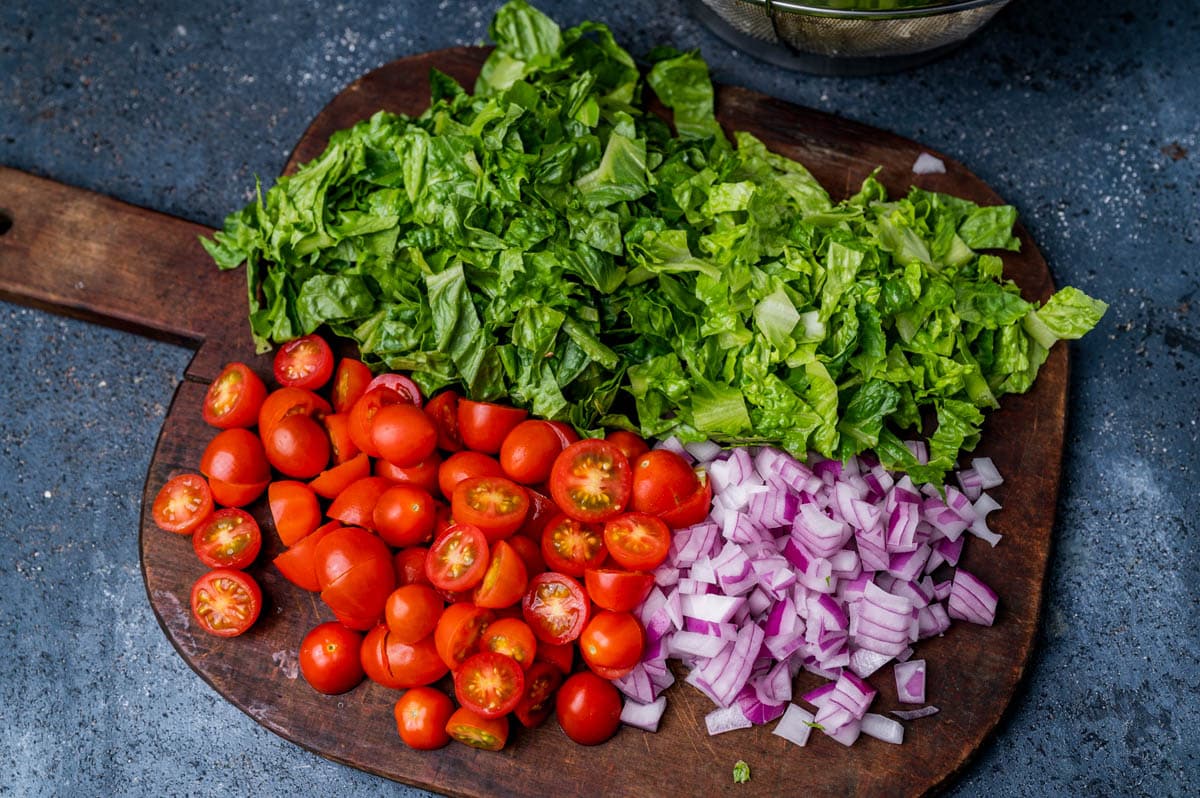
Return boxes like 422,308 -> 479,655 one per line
1,1 -> 1197,796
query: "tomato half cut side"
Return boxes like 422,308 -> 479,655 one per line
394,686 -> 454,750
273,333 -> 334,391
451,476 -> 530,543
425,523 -> 489,593
522,572 -> 590,645
434,602 -> 495,671
192,508 -> 261,570
472,539 -> 529,610
331,357 -> 373,414
457,399 -> 528,454
549,439 -> 632,523
513,661 -> 564,728
454,651 -> 526,719
445,707 -> 508,751
480,616 -> 538,669
541,515 -> 607,577
190,569 -> 263,638
602,512 -> 672,572
152,473 -> 213,535
323,412 -> 360,465
424,390 -> 462,452
583,568 -> 655,613
202,362 -> 267,429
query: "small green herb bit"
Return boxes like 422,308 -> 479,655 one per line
733,760 -> 751,784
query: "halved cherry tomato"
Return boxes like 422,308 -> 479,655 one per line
437,451 -> 504,502
361,625 -> 448,689
556,671 -> 622,745
201,428 -> 271,486
458,399 -> 528,454
202,362 -> 267,429
323,412 -> 360,465
541,515 -> 607,577
268,480 -> 321,546
315,527 -> 395,627
204,476 -> 269,508
190,568 -> 262,638
549,439 -> 632,523
434,602 -> 494,671
472,540 -> 528,609
152,473 -> 213,535
445,706 -> 508,751
425,523 -> 489,593
258,386 -> 331,436
631,450 -> 701,517
513,661 -> 564,728
273,333 -> 334,391
519,489 -> 561,541
605,429 -> 650,463
348,386 -> 404,458
192,508 -> 261,569
534,641 -> 574,674
500,420 -> 573,485
332,358 -> 373,414
376,451 -> 441,495
384,584 -> 444,644
366,373 -> 422,405
658,474 -> 713,529
583,568 -> 655,612
371,403 -> 437,468
374,485 -> 436,548
309,451 -> 372,499
480,616 -> 537,669
579,610 -> 645,677
393,546 -> 432,587
327,476 -> 392,528
299,622 -> 364,694
454,651 -> 525,719
395,686 -> 454,750
273,520 -> 340,592
424,390 -> 462,452
452,476 -> 530,543
522,572 -> 590,645
507,533 -> 546,577
263,412 -> 330,479
602,512 -> 672,572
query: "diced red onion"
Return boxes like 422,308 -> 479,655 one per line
894,659 -> 927,704
620,696 -> 667,732
614,663 -> 658,705
947,568 -> 998,626
772,703 -> 816,747
685,440 -> 723,463
654,435 -> 691,460
670,631 -> 729,659
736,684 -> 786,725
705,705 -> 753,735
861,713 -> 905,744
972,457 -> 1003,489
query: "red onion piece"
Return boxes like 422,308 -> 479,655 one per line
772,703 -> 816,747
894,659 -> 927,704
620,696 -> 667,732
861,713 -> 905,744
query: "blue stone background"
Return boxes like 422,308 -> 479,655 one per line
1,0 -> 1196,795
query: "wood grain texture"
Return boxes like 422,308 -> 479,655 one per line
2,45 -> 1065,798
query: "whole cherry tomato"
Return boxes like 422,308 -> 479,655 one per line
556,671 -> 622,745
394,686 -> 454,750
202,362 -> 267,429
273,333 -> 334,391
299,622 -> 365,694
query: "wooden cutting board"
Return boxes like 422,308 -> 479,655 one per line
0,46 -> 1065,798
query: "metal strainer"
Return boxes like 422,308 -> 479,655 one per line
688,0 -> 1013,75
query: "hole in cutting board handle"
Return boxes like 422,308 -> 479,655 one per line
0,208 -> 11,236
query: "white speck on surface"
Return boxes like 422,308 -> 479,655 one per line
43,490 -> 52,499
912,152 -> 947,175
272,649 -> 300,680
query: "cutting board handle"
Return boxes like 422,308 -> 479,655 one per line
0,166 -> 262,380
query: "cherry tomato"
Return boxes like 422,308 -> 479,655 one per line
394,686 -> 454,750
190,568 -> 262,638
437,451 -> 504,502
263,413 -> 330,479
361,625 -> 448,689
425,523 -> 489,593
434,602 -> 494,671
534,641 -> 574,675
258,386 -> 330,436
268,480 -> 321,546
658,474 -> 713,529
368,403 -> 437,469
366,373 -> 422,405
605,429 -> 650,463
309,451 -> 372,499
514,661 -> 564,728
424,390 -> 462,451
323,412 -> 360,465
331,358 -> 373,414
327,476 -> 392,528
500,420 -> 573,485
541,515 -> 607,577
373,485 -> 436,548
273,520 -> 340,592
631,450 -> 701,516
454,651 -> 525,719
506,533 -> 546,577
273,333 -> 334,391
315,527 -> 395,628
452,476 -> 530,543
519,489 -> 561,540
480,617 -> 537,669
579,610 -> 645,677
376,451 -> 442,495
473,540 -> 529,610
348,386 -> 405,458
202,362 -> 267,429
384,584 -> 444,644
152,473 -> 213,535
457,399 -> 528,454
299,622 -> 364,695
445,707 -> 508,751
200,428 -> 271,487
393,546 -> 432,587
192,508 -> 261,570
549,439 -> 632,523
556,671 -> 622,745
583,568 -> 655,613
602,512 -> 672,572
522,572 -> 590,645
